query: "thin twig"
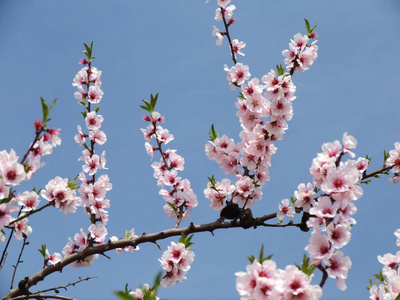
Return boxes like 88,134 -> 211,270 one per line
27,276 -> 96,297
9,295 -> 75,300
10,237 -> 29,289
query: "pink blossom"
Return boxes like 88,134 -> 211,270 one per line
156,126 -> 174,144
214,4 -> 236,21
0,160 -> 25,186
89,128 -> 107,145
342,132 -> 357,157
82,154 -> 101,175
13,218 -> 32,240
0,178 -> 10,200
159,242 -> 195,288
294,182 -> 315,213
85,111 -> 104,130
45,249 -> 62,265
0,203 -> 17,228
232,39 -> 246,56
326,223 -> 351,249
129,284 -> 159,300
225,63 -> 251,87
306,230 -> 333,264
72,68 -> 88,87
74,125 -> 86,146
324,251 -> 351,291
87,85 -> 103,104
278,265 -> 322,300
386,142 -> 400,173
74,85 -> 86,103
88,223 -> 108,244
277,199 -> 295,220
17,191 -> 40,211
212,26 -> 223,46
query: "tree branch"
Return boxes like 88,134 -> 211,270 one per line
3,213 -> 279,299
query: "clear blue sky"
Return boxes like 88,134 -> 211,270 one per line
1,1 -> 400,299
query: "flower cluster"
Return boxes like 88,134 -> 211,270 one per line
298,133 -> 368,290
0,115 -> 61,242
368,229 -> 400,299
236,259 -> 322,299
159,242 -> 195,288
141,109 -> 198,223
41,176 -> 82,214
205,2 -> 318,214
282,32 -> 318,73
385,142 -> 400,183
56,52 -> 112,267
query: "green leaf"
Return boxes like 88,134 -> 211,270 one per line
247,245 -> 273,264
48,98 -> 57,116
296,254 -> 316,276
276,64 -> 285,76
167,202 -> 178,214
83,42 -> 94,61
178,233 -> 194,248
208,124 -> 219,141
207,175 -> 217,186
38,244 -> 47,258
68,175 -> 80,190
41,97 -> 49,123
238,92 -> 246,100
140,93 -> 159,114
114,291 -> 134,300
304,19 -> 311,34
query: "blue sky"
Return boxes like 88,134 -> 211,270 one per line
1,1 -> 400,299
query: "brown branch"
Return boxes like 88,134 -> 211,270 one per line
362,165 -> 393,180
8,203 -> 53,227
3,213 -> 278,299
10,238 -> 29,290
220,7 -> 237,64
317,264 -> 328,288
10,295 -> 75,300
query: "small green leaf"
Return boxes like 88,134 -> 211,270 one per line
178,233 -> 194,248
207,175 -> 217,186
41,97 -> 49,123
304,19 -> 311,34
208,124 -> 219,141
238,92 -> 246,100
276,64 -> 285,76
167,202 -> 178,214
38,244 -> 47,258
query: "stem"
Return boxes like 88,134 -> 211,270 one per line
220,7 -> 237,64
